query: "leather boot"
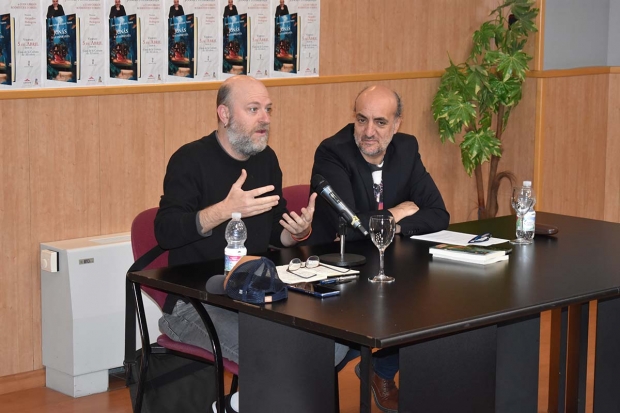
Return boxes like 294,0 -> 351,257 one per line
355,363 -> 399,413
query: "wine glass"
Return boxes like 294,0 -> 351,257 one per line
511,186 -> 535,245
368,215 -> 396,283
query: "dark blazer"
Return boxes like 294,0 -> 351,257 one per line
223,5 -> 238,17
309,124 -> 450,245
169,5 -> 185,18
46,4 -> 65,18
275,5 -> 289,17
109,5 -> 126,18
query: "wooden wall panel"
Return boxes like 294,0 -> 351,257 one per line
320,0 -> 540,76
540,75 -> 609,219
99,94 -> 166,233
604,74 -> 620,222
28,97 -> 102,369
0,100 -> 32,376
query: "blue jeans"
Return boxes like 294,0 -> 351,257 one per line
160,301 -> 349,365
336,348 -> 399,380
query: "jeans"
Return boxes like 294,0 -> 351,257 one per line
160,300 -> 349,365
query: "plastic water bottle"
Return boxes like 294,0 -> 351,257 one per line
516,181 -> 536,241
224,212 -> 247,275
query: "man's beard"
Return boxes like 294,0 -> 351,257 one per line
227,115 -> 269,157
355,135 -> 386,158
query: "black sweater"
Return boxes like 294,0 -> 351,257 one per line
155,132 -> 287,267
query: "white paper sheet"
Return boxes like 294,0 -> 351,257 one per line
276,263 -> 359,284
410,230 -> 509,246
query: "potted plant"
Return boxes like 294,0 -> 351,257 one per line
432,0 -> 539,219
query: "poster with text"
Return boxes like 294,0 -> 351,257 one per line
2,0 -> 43,89
219,0 -> 247,79
43,0 -> 106,87
165,0 -> 218,82
270,0 -> 318,78
0,11 -> 15,86
246,0 -> 270,78
105,0 -> 164,84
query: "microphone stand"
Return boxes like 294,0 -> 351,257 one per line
320,217 -> 366,267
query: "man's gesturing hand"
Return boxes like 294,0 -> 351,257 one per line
280,192 -> 317,245
221,169 -> 280,218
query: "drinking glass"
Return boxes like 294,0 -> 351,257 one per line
368,215 -> 396,283
511,186 -> 535,245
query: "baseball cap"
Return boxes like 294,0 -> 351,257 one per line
206,256 -> 288,304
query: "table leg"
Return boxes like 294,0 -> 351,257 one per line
593,296 -> 620,413
238,313 -> 336,413
359,346 -> 372,413
399,325 -> 497,413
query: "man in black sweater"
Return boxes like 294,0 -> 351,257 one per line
310,85 -> 450,413
155,76 -> 349,378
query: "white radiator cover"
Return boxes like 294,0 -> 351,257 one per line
41,233 -> 162,397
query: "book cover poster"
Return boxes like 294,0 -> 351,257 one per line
273,12 -> 296,73
222,13 -> 247,75
194,0 -> 219,81
109,14 -> 138,80
6,0 -> 43,89
270,0 -> 319,78
164,0 -> 218,82
246,0 -> 269,78
46,14 -> 78,83
105,0 -> 164,84
168,13 -> 195,78
0,14 -> 13,86
44,0 -> 106,87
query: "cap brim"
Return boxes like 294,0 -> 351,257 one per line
206,274 -> 227,295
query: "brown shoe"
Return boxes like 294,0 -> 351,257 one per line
355,363 -> 399,413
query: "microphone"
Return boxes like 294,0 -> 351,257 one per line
311,174 -> 369,236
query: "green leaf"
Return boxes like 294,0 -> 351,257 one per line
484,50 -> 503,66
460,129 -> 502,175
479,111 -> 493,130
466,65 -> 491,96
489,76 -> 523,107
440,61 -> 468,92
445,98 -> 477,129
472,22 -> 497,57
496,50 -> 530,81
438,118 -> 458,144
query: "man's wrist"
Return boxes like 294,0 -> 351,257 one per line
291,227 -> 312,242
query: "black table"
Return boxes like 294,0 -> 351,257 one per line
128,213 -> 620,413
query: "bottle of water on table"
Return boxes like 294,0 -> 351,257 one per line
516,181 -> 536,242
224,212 -> 247,275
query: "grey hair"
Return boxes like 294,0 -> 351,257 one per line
216,82 -> 233,108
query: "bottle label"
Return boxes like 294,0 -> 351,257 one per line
523,210 -> 536,232
224,247 -> 246,273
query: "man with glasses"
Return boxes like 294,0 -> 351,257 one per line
154,76 -> 349,409
309,85 -> 450,413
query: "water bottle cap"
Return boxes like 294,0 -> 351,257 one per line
232,212 -> 241,220
523,180 -> 532,187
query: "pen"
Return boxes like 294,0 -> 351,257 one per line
468,232 -> 492,244
319,275 -> 359,285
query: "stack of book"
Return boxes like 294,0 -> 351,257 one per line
429,244 -> 509,265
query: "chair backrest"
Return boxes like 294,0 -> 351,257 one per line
282,184 -> 311,216
131,207 -> 169,309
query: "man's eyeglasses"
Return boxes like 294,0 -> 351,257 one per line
287,255 -> 350,278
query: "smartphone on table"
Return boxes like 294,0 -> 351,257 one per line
287,282 -> 340,298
